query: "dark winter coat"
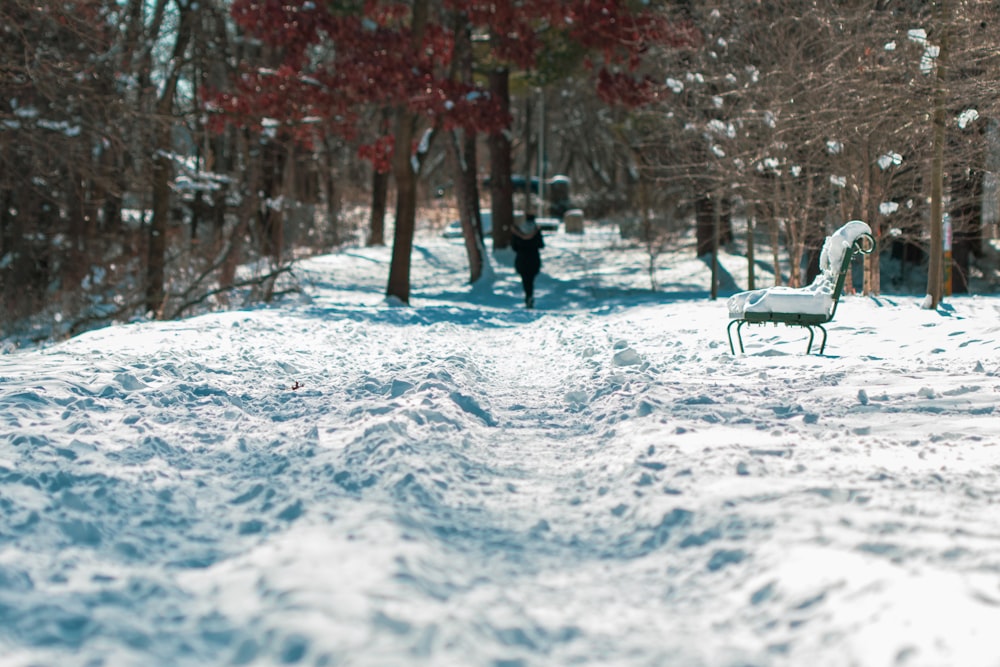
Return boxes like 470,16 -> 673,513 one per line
511,226 -> 544,277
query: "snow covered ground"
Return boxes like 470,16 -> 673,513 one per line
2,221 -> 1000,667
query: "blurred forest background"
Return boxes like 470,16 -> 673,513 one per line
4,0 -> 1000,342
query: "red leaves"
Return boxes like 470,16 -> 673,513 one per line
212,0 -> 702,164
357,135 -> 394,173
203,66 -> 365,158
596,69 -> 660,107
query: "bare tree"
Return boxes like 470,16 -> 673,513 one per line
629,0 -> 1000,301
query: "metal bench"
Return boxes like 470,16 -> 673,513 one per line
726,220 -> 876,355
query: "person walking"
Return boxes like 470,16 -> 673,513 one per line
510,214 -> 544,308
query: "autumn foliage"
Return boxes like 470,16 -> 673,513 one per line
209,1 -> 701,169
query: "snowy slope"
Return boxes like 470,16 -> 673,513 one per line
2,223 -> 1000,666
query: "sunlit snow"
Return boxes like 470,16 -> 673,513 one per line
959,108 -> 980,129
2,222 -> 1000,666
880,201 -> 900,216
877,152 -> 903,170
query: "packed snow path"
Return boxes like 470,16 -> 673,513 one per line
2,227 -> 1000,666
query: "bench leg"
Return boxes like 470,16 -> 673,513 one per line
802,324 -> 829,354
727,319 -> 746,355
730,320 -> 829,355
816,324 -> 828,354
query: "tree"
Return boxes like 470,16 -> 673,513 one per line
0,0 -> 120,330
147,0 -> 197,316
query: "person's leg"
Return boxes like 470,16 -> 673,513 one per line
523,272 -> 535,307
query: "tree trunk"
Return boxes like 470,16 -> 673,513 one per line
0,186 -> 13,263
950,167 -> 983,294
368,107 -> 392,246
146,0 -> 192,316
64,162 -> 89,289
386,112 -> 419,304
444,13 -> 484,282
219,131 -> 255,303
369,168 -> 389,246
804,215 -> 826,285
786,173 -> 814,288
926,0 -> 949,308
259,139 -> 287,263
866,227 -> 881,296
770,215 -> 782,287
859,149 -> 877,296
384,0 -> 429,304
711,193 -> 720,300
322,135 -> 342,248
147,143 -> 171,315
461,128 -> 484,282
447,128 -> 484,283
522,95 -> 534,205
695,193 -> 714,257
488,67 -> 514,251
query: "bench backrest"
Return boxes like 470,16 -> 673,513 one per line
825,227 -> 876,320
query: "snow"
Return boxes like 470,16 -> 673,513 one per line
959,108 -> 980,129
728,279 -> 833,318
36,120 -> 82,137
820,220 -> 872,271
877,152 -> 902,170
880,201 -> 900,215
3,222 -> 1000,666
